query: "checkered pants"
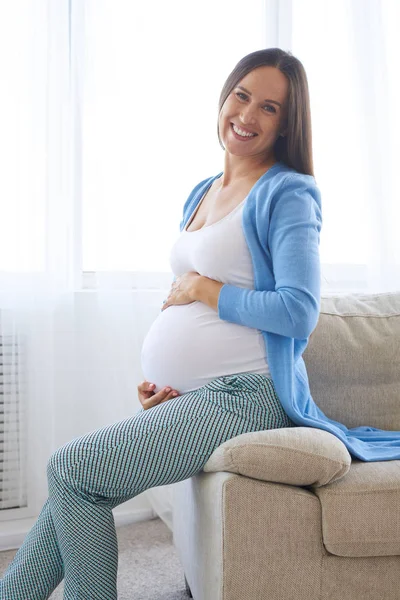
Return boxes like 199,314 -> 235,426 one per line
0,373 -> 295,599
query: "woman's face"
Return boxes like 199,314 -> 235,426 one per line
218,65 -> 289,161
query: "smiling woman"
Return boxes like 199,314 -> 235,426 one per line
0,47 -> 322,600
216,48 -> 313,176
216,64 -> 289,175
141,48 -> 318,400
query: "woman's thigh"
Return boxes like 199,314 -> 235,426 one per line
47,373 -> 295,509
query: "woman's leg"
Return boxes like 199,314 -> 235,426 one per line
0,373 -> 295,600
0,499 -> 64,598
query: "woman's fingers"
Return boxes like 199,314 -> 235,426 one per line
143,387 -> 178,410
137,381 -> 180,410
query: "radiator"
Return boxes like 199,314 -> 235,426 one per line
0,316 -> 27,511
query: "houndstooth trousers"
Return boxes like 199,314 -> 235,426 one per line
0,372 -> 296,599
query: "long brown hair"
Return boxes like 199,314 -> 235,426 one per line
217,48 -> 314,178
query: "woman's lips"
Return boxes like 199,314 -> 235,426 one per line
230,122 -> 257,141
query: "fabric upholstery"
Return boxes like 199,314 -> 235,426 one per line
304,292 -> 400,430
202,426 -> 351,487
172,290 -> 400,599
314,457 -> 400,557
174,470 -> 400,600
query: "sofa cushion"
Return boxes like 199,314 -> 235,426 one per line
314,458 -> 400,557
303,291 -> 400,430
202,426 -> 351,487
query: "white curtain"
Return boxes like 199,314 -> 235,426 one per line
0,0 -> 399,547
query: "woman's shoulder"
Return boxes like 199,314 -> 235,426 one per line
251,163 -> 321,223
266,162 -> 317,189
259,162 -> 320,204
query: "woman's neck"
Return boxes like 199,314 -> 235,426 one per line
219,158 -> 277,189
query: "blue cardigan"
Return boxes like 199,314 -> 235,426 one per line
173,161 -> 400,461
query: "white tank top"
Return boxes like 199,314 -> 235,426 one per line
141,195 -> 271,394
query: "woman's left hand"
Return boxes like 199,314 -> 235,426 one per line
161,271 -> 202,311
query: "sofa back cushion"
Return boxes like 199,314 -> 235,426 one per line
303,291 -> 400,430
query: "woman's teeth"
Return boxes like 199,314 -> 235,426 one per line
232,123 -> 256,138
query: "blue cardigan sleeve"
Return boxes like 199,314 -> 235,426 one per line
217,174 -> 323,339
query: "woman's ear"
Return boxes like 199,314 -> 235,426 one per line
279,118 -> 288,138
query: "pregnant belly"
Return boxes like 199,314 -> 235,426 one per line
141,301 -> 270,395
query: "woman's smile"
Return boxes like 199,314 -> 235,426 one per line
230,122 -> 258,141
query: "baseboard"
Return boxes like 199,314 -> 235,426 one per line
0,506 -> 157,552
114,506 -> 157,529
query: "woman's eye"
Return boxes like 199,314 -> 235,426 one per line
235,92 -> 276,113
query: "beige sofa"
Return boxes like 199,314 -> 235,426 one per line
172,291 -> 400,600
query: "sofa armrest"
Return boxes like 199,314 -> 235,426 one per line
202,427 -> 351,487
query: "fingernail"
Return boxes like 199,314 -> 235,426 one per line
165,387 -> 171,392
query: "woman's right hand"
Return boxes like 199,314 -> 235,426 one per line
137,380 -> 180,411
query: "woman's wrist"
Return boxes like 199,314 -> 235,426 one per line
192,276 -> 224,311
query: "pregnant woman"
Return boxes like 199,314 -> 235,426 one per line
1,47 -> 322,599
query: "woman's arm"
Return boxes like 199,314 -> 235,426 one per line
216,175 -> 322,340
191,277 -> 224,311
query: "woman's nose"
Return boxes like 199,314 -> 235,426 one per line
240,104 -> 257,125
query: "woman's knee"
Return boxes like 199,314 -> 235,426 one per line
46,439 -> 77,484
